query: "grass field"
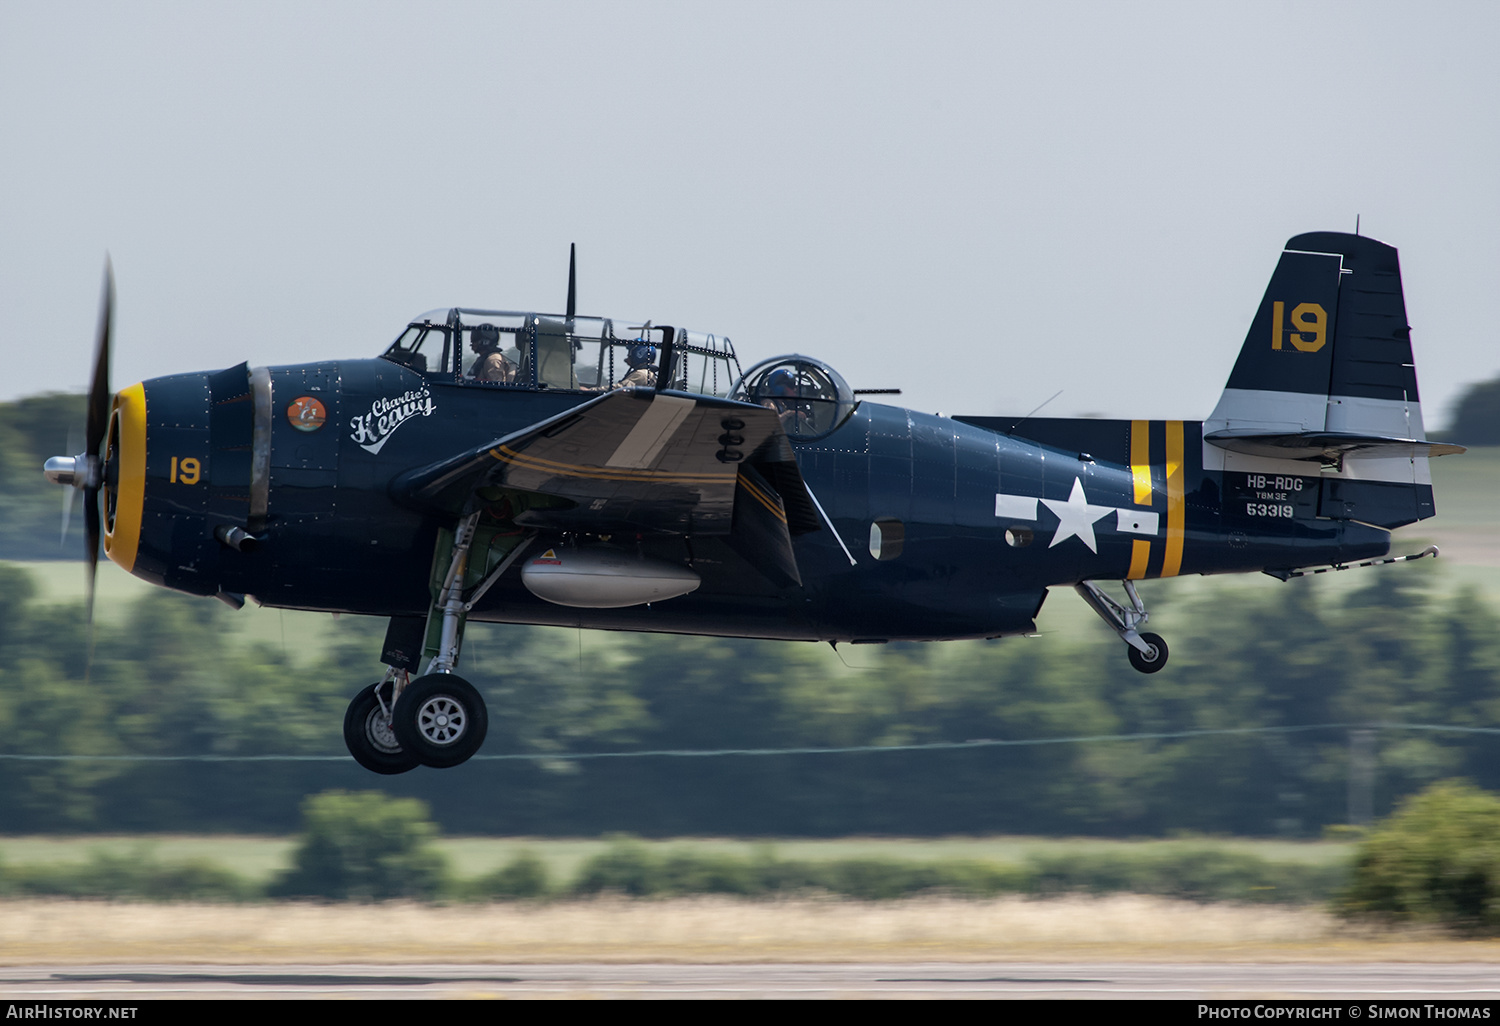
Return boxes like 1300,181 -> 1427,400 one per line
0,830 -> 1481,966
0,895 -> 1495,964
0,834 -> 1357,888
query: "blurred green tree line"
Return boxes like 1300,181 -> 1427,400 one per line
1444,372 -> 1500,445
0,555 -> 1496,837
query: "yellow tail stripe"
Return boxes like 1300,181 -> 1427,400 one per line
1161,419 -> 1185,578
1127,539 -> 1151,581
1130,419 -> 1152,505
103,382 -> 146,573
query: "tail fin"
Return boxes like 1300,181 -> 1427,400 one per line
1205,232 -> 1463,528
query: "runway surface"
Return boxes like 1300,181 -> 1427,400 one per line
2,962 -> 1499,999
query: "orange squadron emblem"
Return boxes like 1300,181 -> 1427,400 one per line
286,395 -> 327,432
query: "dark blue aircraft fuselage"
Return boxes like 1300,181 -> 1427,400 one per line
118,356 -> 1393,644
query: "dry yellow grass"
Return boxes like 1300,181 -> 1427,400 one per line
0,896 -> 1497,964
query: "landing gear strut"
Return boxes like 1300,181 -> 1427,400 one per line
386,512 -> 492,767
1075,579 -> 1169,674
343,515 -> 534,773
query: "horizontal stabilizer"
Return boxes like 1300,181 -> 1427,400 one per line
1205,430 -> 1466,461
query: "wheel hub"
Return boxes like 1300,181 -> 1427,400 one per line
416,696 -> 467,746
364,708 -> 402,754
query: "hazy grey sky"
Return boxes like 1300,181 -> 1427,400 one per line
3,1 -> 1496,427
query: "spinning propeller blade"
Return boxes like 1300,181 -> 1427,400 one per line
59,428 -> 78,547
83,257 -> 114,625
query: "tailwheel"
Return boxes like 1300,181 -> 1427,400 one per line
1126,631 -> 1169,674
344,680 -> 420,775
391,673 -> 489,769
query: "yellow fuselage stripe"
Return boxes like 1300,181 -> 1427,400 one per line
1127,420 -> 1153,578
103,382 -> 146,573
1130,419 -> 1152,505
1161,420 -> 1185,578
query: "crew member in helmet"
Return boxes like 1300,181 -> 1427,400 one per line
587,344 -> 657,390
469,323 -> 515,383
619,344 -> 658,388
759,367 -> 815,433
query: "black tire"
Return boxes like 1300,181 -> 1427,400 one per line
343,682 -> 420,775
1127,632 -> 1169,674
391,673 -> 488,769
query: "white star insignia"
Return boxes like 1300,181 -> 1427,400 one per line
1041,477 -> 1113,553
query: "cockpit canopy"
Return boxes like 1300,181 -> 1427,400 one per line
381,309 -> 741,398
731,355 -> 856,440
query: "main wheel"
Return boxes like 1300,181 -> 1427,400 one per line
390,673 -> 489,769
1127,632 -> 1169,674
344,681 -> 420,775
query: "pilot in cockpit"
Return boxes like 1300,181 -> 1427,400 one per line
469,324 -> 516,384
586,344 -> 657,391
618,345 -> 658,389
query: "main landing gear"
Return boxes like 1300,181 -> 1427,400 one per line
343,669 -> 490,773
1075,579 -> 1169,674
341,512 -> 532,773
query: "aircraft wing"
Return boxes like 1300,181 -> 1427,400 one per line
391,389 -> 821,549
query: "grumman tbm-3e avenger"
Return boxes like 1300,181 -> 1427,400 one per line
43,233 -> 1464,774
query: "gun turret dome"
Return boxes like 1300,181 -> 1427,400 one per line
732,355 -> 855,440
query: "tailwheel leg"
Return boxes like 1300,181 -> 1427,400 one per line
343,668 -> 420,774
1075,579 -> 1169,674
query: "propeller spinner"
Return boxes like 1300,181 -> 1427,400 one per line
41,257 -> 114,624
